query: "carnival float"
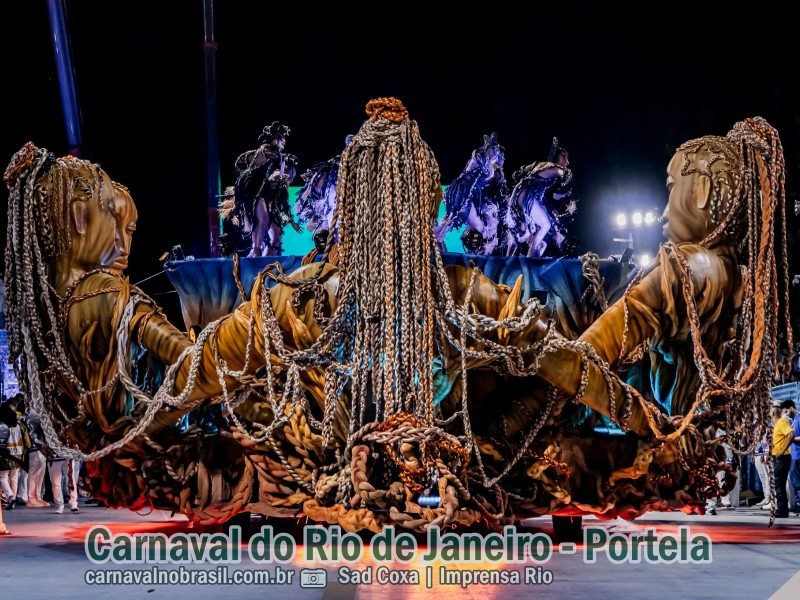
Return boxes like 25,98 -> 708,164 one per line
3,97 -> 793,538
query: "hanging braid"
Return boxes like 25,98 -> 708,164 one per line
332,100 -> 441,424
721,120 -> 793,471
306,100 -> 546,438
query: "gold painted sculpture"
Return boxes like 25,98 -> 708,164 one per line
3,106 -> 792,529
109,181 -> 138,275
2,146 -> 192,505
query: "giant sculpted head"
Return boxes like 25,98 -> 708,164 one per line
662,135 -> 740,245
4,143 -> 119,294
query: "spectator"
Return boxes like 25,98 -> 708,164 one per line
791,398 -> 800,514
47,452 -> 80,514
0,402 -> 29,510
773,399 -> 798,518
7,395 -> 28,506
756,404 -> 782,508
20,400 -> 47,507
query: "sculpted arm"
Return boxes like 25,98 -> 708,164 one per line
530,267 -> 664,436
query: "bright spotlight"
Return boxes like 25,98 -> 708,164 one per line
639,253 -> 651,267
645,211 -> 655,225
632,211 -> 643,226
615,213 -> 627,227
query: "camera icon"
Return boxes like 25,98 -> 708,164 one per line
300,569 -> 327,588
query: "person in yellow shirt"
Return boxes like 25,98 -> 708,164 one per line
773,400 -> 798,518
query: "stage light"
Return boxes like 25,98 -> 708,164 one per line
640,253 -> 651,267
615,213 -> 627,227
632,211 -> 643,226
645,211 -> 655,225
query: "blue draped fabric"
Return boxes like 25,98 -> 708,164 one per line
166,253 -> 636,329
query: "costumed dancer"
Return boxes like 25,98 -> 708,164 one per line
294,135 -> 353,252
228,122 -> 301,256
0,401 -> 28,510
434,132 -> 508,254
0,401 -> 19,534
47,452 -> 80,513
503,137 -> 578,257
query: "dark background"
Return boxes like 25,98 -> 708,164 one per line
3,2 -> 799,329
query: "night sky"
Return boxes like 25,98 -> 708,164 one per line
3,3 -> 799,321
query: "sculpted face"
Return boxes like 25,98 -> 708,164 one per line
110,183 -> 138,274
661,151 -> 713,243
39,161 -> 120,293
58,166 -> 119,271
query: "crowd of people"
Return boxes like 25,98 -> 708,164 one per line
0,393 -> 85,536
701,397 -> 800,517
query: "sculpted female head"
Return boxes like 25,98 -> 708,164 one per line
5,144 -> 119,274
110,181 -> 138,275
662,136 -> 740,245
4,143 -> 120,310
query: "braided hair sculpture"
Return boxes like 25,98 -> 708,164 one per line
4,144 -> 107,391
609,118 -> 793,520
239,98 -> 546,485
3,143 -> 127,457
670,119 -> 792,485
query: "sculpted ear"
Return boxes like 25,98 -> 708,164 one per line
69,176 -> 93,235
71,201 -> 88,235
694,175 -> 712,210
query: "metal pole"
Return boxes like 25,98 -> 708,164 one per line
46,0 -> 83,156
203,0 -> 222,256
